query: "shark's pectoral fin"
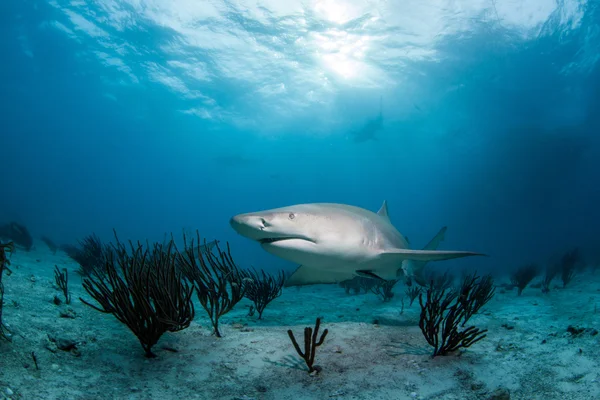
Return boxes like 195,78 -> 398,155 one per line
356,268 -> 401,281
284,265 -> 352,287
355,270 -> 386,280
378,249 -> 487,263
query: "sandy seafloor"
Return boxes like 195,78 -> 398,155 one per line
1,245 -> 599,400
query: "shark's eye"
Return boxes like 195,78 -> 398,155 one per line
288,213 -> 295,220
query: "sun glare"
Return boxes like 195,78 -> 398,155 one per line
313,0 -> 350,24
312,28 -> 370,80
322,53 -> 359,79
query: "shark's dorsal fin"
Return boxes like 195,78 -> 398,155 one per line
422,226 -> 447,251
377,200 -> 390,221
407,227 -> 449,284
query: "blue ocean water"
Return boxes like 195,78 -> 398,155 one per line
0,1 -> 599,399
1,0 -> 597,272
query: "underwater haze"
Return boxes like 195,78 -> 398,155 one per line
1,0 -> 600,399
1,0 -> 598,272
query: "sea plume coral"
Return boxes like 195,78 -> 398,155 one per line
419,272 -> 495,357
63,234 -> 109,277
241,267 -> 285,319
176,233 -> 245,337
80,233 -> 195,357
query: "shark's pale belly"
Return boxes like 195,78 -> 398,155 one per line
262,240 -> 383,269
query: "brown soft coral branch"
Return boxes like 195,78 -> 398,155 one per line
1,241 -> 15,341
287,317 -> 329,373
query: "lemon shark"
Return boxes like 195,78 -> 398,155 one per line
230,201 -> 485,287
352,96 -> 383,143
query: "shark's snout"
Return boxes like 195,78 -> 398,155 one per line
230,211 -> 304,244
229,214 -> 243,230
230,214 -> 250,234
230,213 -> 266,241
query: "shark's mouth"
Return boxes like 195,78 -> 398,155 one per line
259,237 -> 313,245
